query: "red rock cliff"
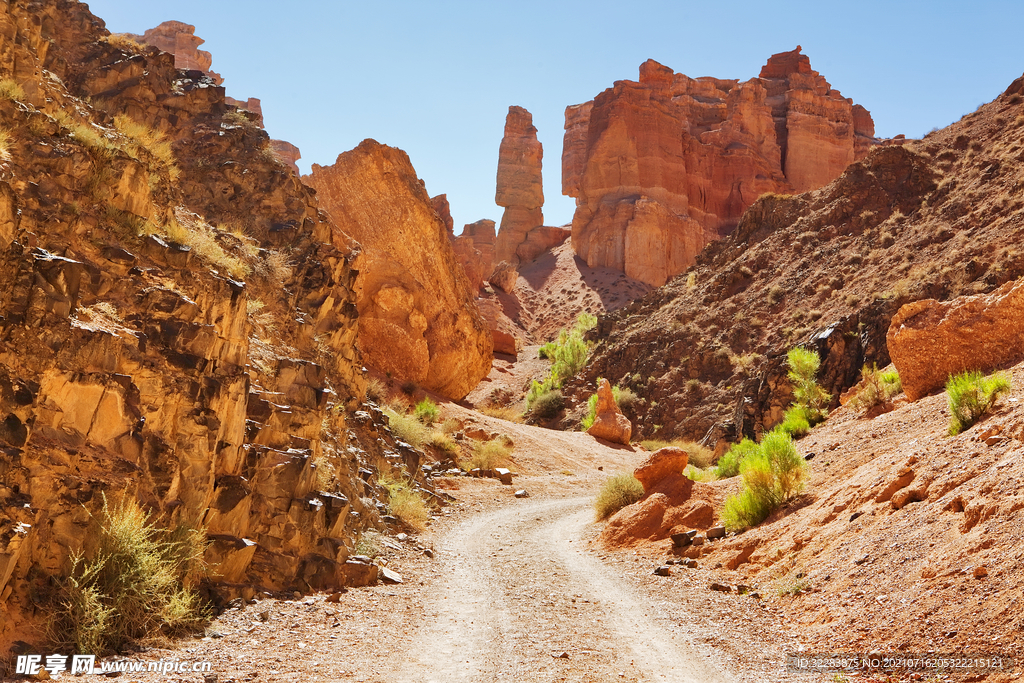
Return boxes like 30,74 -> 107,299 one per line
563,48 -> 876,287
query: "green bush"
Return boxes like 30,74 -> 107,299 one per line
720,429 -> 808,531
414,397 -> 440,424
594,472 -> 645,520
581,391 -> 600,430
529,389 -> 564,419
847,364 -> 902,413
778,405 -> 811,437
715,438 -> 758,478
380,477 -> 430,532
780,347 -> 831,437
49,496 -> 208,654
465,439 -> 512,471
947,370 -> 1011,435
530,313 -> 599,408
384,408 -> 427,447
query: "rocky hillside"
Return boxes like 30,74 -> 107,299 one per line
0,0 -> 430,652
575,74 -> 1024,447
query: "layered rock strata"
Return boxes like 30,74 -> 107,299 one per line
563,48 -> 876,287
306,140 -> 493,399
494,106 -> 545,265
124,20 -> 222,83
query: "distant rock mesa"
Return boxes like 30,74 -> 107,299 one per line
306,140 -> 493,400
563,47 -> 876,287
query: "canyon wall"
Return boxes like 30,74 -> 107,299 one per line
306,141 -> 493,400
563,47 -> 876,287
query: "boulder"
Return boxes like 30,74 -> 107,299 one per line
633,447 -> 689,494
586,378 -> 632,445
489,260 -> 519,293
887,278 -> 1024,401
563,49 -> 876,287
124,21 -> 222,83
450,219 -> 496,294
306,139 -> 493,399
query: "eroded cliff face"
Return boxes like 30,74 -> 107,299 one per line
306,141 -> 493,400
563,48 -> 876,287
0,0 -> 429,652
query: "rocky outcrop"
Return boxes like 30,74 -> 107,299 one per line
634,447 -> 689,493
489,260 -> 518,294
431,194 -> 455,233
124,21 -> 223,83
586,379 -> 632,444
563,49 -> 876,287
270,139 -> 301,174
888,280 -> 1024,401
306,140 -> 493,399
494,106 -> 545,265
450,219 -> 496,295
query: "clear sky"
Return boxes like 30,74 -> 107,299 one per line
85,0 -> 1023,233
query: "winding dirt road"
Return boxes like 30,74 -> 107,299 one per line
389,497 -> 734,683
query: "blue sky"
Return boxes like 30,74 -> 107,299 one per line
86,0 -> 1024,232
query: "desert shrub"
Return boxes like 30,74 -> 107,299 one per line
684,465 -> 716,482
465,439 -> 511,471
49,496 -> 208,654
0,79 -> 25,101
581,382 -> 640,431
847,365 -> 902,413
383,408 -> 426,447
163,217 -> 248,279
425,430 -> 459,458
414,397 -> 440,424
581,391 -> 600,430
113,114 -> 176,174
947,370 -> 1011,435
380,478 -> 429,532
364,377 -> 387,404
720,429 -> 807,531
531,313 -> 599,404
440,417 -> 462,433
0,127 -> 11,160
767,285 -> 786,305
778,405 -> 812,437
479,405 -> 525,423
102,33 -> 145,53
780,346 -> 830,437
594,472 -> 645,520
715,438 -> 758,479
528,389 -> 564,419
353,530 -> 383,558
615,387 -> 640,413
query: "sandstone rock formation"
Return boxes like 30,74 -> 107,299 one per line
887,279 -> 1024,401
270,139 -> 301,174
450,219 -> 496,295
634,447 -> 689,494
306,140 -> 493,399
431,194 -> 455,233
494,106 -> 545,265
563,48 -> 876,287
124,20 -> 223,83
0,1 -> 444,652
586,379 -> 632,444
489,260 -> 518,293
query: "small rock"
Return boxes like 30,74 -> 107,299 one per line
423,548 -> 434,558
653,565 -> 672,576
326,591 -> 345,603
494,467 -> 513,485
709,582 -> 732,592
396,533 -> 408,542
381,567 -> 404,584
670,531 -> 693,548
258,610 -> 270,622
984,435 -> 1005,446
691,535 -> 705,547
203,674 -> 218,683
945,630 -> 958,638
664,558 -> 677,565
514,489 -> 530,498
292,591 -> 302,599
682,558 -> 697,569
849,512 -> 862,522
974,565 -> 989,578
706,525 -> 726,540
854,554 -> 869,565
350,555 -> 373,564
748,592 -> 761,600
735,584 -> 750,594
553,652 -> 570,659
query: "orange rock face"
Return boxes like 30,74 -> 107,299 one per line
563,48 -> 876,287
306,140 -> 493,399
887,279 -> 1024,401
125,21 -> 222,83
494,106 -> 545,265
450,219 -> 496,295
269,139 -> 300,174
586,378 -> 632,445
633,447 -> 689,494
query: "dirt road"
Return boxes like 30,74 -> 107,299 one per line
390,497 -> 733,683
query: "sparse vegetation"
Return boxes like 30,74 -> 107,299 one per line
479,405 -> 525,422
594,472 -> 645,520
581,380 -> 634,430
465,438 -> 511,471
414,397 -> 440,424
946,370 -> 1011,436
383,408 -> 427,447
0,127 -> 12,161
846,365 -> 902,413
0,79 -> 25,101
113,114 -> 179,180
721,430 -> 808,531
163,216 -> 249,280
364,377 -> 387,404
102,33 -> 145,53
779,347 -> 830,438
380,477 -> 430,532
49,495 -> 208,654
528,389 -> 564,419
530,313 -> 598,409
715,438 -> 758,479
425,430 -> 459,458
353,530 -> 383,558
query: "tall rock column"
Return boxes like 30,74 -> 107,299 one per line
494,106 -> 544,266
